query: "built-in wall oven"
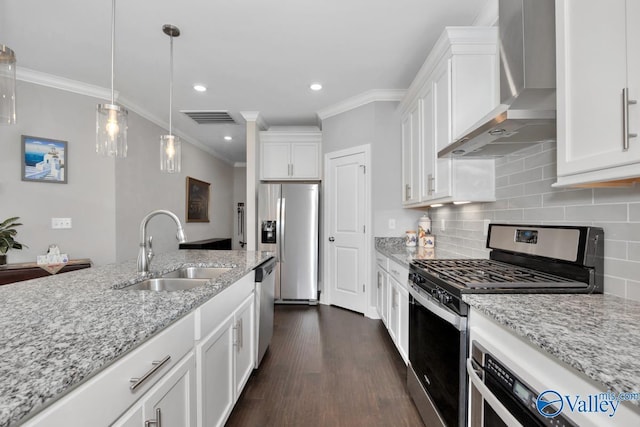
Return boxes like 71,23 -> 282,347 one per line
407,224 -> 604,427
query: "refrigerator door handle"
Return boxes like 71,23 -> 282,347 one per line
280,197 -> 286,263
276,197 -> 282,261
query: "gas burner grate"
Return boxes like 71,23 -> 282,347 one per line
412,259 -> 584,289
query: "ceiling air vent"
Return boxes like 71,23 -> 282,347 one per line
181,110 -> 236,124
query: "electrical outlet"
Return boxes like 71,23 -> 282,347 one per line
51,218 -> 72,229
440,219 -> 446,232
388,219 -> 396,230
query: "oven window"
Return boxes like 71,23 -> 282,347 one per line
409,294 -> 463,427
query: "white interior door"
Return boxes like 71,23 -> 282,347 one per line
326,148 -> 368,314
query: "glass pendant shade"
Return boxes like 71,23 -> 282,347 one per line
96,103 -> 128,157
160,134 -> 181,173
0,45 -> 17,125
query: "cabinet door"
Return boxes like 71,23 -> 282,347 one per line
291,142 -> 321,179
556,0 -> 639,178
376,267 -> 386,322
197,314 -> 235,427
111,406 -> 143,427
261,142 -> 291,180
143,352 -> 197,427
401,105 -> 421,204
420,84 -> 436,201
432,60 -> 453,199
388,278 -> 399,344
234,293 -> 256,397
397,284 -> 409,365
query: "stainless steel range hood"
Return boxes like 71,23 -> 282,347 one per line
439,0 -> 556,158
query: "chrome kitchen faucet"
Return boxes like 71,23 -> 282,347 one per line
137,209 -> 187,275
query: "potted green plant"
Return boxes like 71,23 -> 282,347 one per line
0,217 -> 25,265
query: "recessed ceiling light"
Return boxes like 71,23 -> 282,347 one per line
193,84 -> 207,92
309,83 -> 323,91
224,136 -> 232,141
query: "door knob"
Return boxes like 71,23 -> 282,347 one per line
328,237 -> 335,242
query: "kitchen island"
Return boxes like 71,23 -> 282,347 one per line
0,249 -> 272,427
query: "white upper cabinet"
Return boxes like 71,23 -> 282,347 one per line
260,130 -> 322,181
400,27 -> 498,206
555,0 -> 640,186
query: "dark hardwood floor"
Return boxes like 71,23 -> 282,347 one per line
226,304 -> 424,427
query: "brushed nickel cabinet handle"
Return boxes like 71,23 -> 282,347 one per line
145,408 -> 162,427
623,87 -> 638,151
130,356 -> 171,391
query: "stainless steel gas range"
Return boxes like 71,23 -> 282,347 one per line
406,224 -> 604,427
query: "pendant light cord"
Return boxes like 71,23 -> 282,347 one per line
110,0 -> 116,104
169,34 -> 173,136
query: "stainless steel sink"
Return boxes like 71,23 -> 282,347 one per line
161,267 -> 232,280
123,277 -> 210,291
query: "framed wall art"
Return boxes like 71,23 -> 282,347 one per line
21,135 -> 68,184
186,176 -> 210,222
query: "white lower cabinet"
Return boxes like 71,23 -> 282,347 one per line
375,251 -> 409,364
196,273 -> 255,427
22,271 -> 257,427
113,351 -> 197,427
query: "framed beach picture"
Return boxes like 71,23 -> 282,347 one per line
186,176 -> 210,222
21,135 -> 68,184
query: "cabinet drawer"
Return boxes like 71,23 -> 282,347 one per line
375,252 -> 388,270
196,272 -> 254,340
24,312 -> 195,427
387,259 -> 409,290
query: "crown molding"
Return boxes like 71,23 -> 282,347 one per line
16,67 -> 115,100
317,89 -> 406,121
240,111 -> 268,130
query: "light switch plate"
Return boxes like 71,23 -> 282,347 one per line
440,219 -> 446,232
388,219 -> 396,230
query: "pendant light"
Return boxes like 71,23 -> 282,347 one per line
96,0 -> 128,157
160,24 -> 181,174
0,44 -> 17,125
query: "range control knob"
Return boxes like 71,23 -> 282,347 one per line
441,293 -> 452,305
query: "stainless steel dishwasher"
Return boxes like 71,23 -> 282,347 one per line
254,257 -> 276,368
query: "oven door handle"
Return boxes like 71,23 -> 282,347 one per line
409,284 -> 465,330
467,359 -> 523,427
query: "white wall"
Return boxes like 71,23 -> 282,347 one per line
0,82 -> 116,265
0,81 -> 234,266
115,110 -> 234,262
322,101 -> 422,237
428,142 -> 640,301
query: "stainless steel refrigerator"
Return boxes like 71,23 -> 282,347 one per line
258,183 -> 319,303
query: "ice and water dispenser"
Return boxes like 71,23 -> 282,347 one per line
261,220 -> 277,244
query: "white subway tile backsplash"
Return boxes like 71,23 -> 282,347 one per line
496,184 -> 524,199
509,168 -> 543,185
428,146 -> 640,301
628,242 -> 640,262
593,187 -> 640,204
523,207 -> 565,221
496,159 -> 525,177
542,189 -> 593,207
524,149 -> 556,169
630,203 -> 640,221
524,178 -> 557,195
565,204 -> 628,222
605,240 -> 628,260
508,195 -> 542,209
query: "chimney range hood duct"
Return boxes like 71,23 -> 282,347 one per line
439,0 -> 556,158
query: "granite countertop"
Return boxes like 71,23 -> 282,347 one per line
0,249 -> 272,427
463,293 -> 640,405
375,237 -> 459,267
